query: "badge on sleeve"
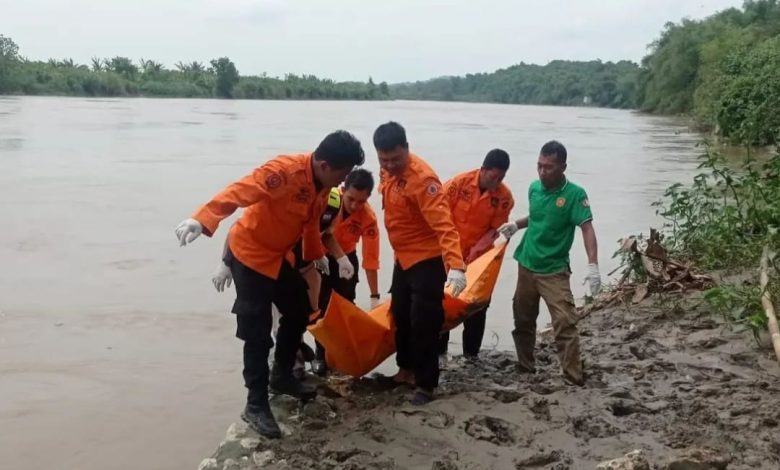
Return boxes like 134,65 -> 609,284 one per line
266,172 -> 282,189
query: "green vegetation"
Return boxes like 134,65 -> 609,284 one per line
0,35 -> 389,101
654,147 -> 780,334
391,60 -> 640,109
637,0 -> 780,145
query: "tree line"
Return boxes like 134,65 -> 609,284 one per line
0,37 -> 390,101
637,0 -> 780,146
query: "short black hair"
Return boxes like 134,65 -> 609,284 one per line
314,130 -> 365,169
373,121 -> 408,151
344,168 -> 375,193
540,140 -> 567,164
482,149 -> 510,171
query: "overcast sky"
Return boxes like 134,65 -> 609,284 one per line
2,0 -> 742,83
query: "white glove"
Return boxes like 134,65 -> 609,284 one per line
446,269 -> 467,297
497,221 -> 519,240
584,263 -> 602,296
313,256 -> 330,276
212,262 -> 232,292
336,255 -> 355,280
369,296 -> 380,309
175,218 -> 203,246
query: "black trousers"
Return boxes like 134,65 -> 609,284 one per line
314,251 -> 359,360
438,305 -> 489,356
225,249 -> 311,405
390,256 -> 446,391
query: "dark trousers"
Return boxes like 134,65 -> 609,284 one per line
226,249 -> 311,406
390,256 -> 447,391
438,305 -> 489,356
314,251 -> 359,360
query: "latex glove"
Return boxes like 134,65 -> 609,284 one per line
583,263 -> 602,296
313,256 -> 330,276
336,255 -> 355,280
212,262 -> 232,292
497,222 -> 519,240
175,218 -> 203,246
446,269 -> 467,297
369,296 -> 380,309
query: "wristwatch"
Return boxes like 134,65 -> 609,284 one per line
370,293 -> 380,299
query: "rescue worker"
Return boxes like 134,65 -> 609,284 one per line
498,140 -> 601,386
438,149 -> 514,362
174,130 -> 364,438
374,121 -> 466,405
311,168 -> 381,376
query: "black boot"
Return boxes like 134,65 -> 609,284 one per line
270,365 -> 317,400
241,401 -> 281,439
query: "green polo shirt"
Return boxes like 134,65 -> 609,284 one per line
513,179 -> 593,274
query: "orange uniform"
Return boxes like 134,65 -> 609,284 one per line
193,154 -> 327,279
332,201 -> 380,270
444,168 -> 515,255
379,153 -> 465,271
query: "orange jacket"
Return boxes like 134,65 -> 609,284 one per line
193,154 -> 327,279
445,169 -> 515,255
332,201 -> 380,270
379,153 -> 465,271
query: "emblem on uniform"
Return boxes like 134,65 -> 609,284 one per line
501,200 -> 510,210
266,173 -> 282,189
366,227 -> 378,238
490,197 -> 499,208
582,198 -> 590,208
556,197 -> 566,208
427,183 -> 440,195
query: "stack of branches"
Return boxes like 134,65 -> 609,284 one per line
583,228 -> 716,315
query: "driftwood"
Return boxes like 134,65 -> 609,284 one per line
759,246 -> 780,362
541,229 -> 715,336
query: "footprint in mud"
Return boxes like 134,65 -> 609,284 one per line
357,417 -> 391,443
514,449 -> 570,468
528,397 -> 552,421
568,413 -> 619,440
628,337 -> 668,360
464,415 -> 520,446
488,388 -> 523,404
394,409 -> 454,429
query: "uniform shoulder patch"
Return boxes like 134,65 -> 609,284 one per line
265,172 -> 283,189
423,177 -> 442,196
581,198 -> 590,208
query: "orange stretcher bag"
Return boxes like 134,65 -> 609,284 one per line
308,243 -> 507,377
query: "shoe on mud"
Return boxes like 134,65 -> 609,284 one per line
241,403 -> 282,439
312,359 -> 328,377
270,371 -> 317,400
410,388 -> 434,406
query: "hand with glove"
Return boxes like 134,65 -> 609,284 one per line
583,263 -> 602,296
369,295 -> 380,309
175,218 -> 203,246
212,262 -> 232,292
497,221 -> 519,240
446,269 -> 467,297
336,255 -> 355,280
313,256 -> 330,276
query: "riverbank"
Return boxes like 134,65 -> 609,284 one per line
199,290 -> 780,470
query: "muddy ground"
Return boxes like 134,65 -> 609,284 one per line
199,295 -> 780,470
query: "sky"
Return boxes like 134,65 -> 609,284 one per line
2,0 -> 743,83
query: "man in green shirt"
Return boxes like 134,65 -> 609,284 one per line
498,141 -> 601,385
